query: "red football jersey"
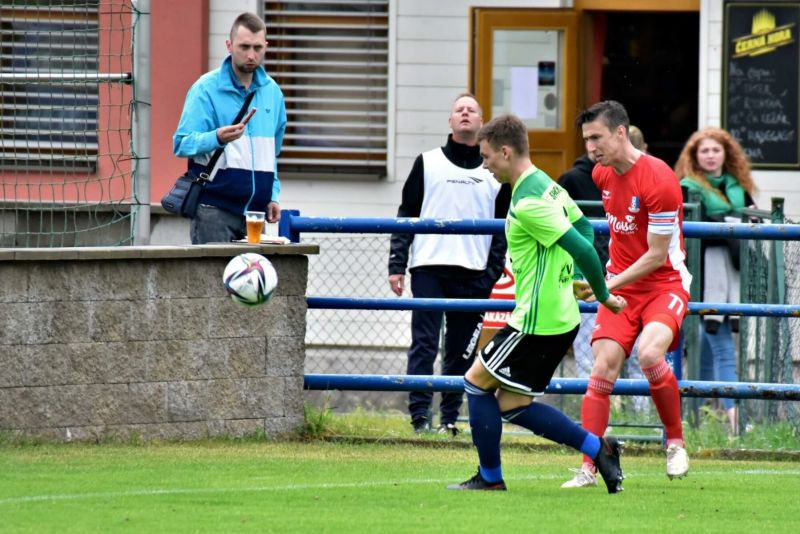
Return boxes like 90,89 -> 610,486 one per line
592,154 -> 691,291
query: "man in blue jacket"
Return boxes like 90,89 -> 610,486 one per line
173,12 -> 287,244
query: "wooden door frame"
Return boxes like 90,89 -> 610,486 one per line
470,8 -> 580,179
575,0 -> 698,11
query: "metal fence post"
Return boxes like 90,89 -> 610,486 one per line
765,198 -> 785,421
132,0 -> 151,245
684,195 -> 702,426
279,209 -> 301,243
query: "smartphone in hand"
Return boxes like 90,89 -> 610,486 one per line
241,108 -> 257,126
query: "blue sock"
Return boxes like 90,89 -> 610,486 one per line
465,378 -> 504,483
580,433 -> 601,460
502,402 -> 601,459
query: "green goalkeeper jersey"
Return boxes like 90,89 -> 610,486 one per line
506,166 -> 584,335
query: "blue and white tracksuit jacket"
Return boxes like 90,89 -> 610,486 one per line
173,56 -> 287,216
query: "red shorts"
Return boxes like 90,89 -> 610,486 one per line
591,286 -> 689,356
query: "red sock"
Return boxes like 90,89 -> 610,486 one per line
581,375 -> 614,465
643,360 -> 684,444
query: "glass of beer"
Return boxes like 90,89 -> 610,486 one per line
245,211 -> 265,244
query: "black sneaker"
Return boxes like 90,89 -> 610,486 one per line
411,418 -> 430,434
704,318 -> 722,334
730,317 -> 740,333
593,437 -> 624,494
447,469 -> 507,491
437,423 -> 460,437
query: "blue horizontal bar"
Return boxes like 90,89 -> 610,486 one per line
292,216 -> 502,235
289,215 -> 799,240
306,297 -> 800,317
303,374 -> 800,401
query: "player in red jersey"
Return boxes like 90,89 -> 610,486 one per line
562,101 -> 691,488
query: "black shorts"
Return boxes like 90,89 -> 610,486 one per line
478,324 -> 579,396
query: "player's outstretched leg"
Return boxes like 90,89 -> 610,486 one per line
501,401 -> 622,493
593,437 -> 625,493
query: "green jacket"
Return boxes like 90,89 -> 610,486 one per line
679,173 -> 748,219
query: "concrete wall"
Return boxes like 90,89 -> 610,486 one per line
0,243 -> 317,442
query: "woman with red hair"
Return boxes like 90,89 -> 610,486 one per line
674,127 -> 756,435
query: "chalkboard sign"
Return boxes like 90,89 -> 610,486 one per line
723,2 -> 800,169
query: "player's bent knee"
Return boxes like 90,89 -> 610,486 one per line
464,360 -> 497,390
637,349 -> 667,369
496,389 -> 532,412
591,353 -> 625,381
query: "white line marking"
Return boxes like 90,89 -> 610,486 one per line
1,469 -> 798,505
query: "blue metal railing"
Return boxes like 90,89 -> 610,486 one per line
281,211 -> 800,402
280,211 -> 800,241
306,296 -> 800,318
303,374 -> 800,401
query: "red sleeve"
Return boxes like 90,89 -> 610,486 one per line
641,158 -> 682,231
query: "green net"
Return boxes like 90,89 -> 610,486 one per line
740,207 -> 799,433
0,0 -> 136,247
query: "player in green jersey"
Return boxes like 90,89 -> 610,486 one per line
447,114 -> 627,493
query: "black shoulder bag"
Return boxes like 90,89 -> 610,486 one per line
161,92 -> 256,218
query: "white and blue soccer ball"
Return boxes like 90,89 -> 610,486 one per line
222,253 -> 278,306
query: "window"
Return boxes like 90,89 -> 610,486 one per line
264,0 -> 389,179
0,1 -> 100,172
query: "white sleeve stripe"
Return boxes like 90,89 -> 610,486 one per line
649,213 -> 677,224
648,221 -> 678,235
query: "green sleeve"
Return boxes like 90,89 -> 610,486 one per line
570,216 -> 595,279
557,227 -> 610,302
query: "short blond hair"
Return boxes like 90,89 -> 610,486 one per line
477,114 -> 529,155
628,125 -> 647,151
452,92 -> 482,116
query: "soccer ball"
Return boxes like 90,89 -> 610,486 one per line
222,253 -> 278,306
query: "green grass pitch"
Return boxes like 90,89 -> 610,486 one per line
2,440 -> 799,533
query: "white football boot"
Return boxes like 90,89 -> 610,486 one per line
560,465 -> 597,488
666,443 -> 689,479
